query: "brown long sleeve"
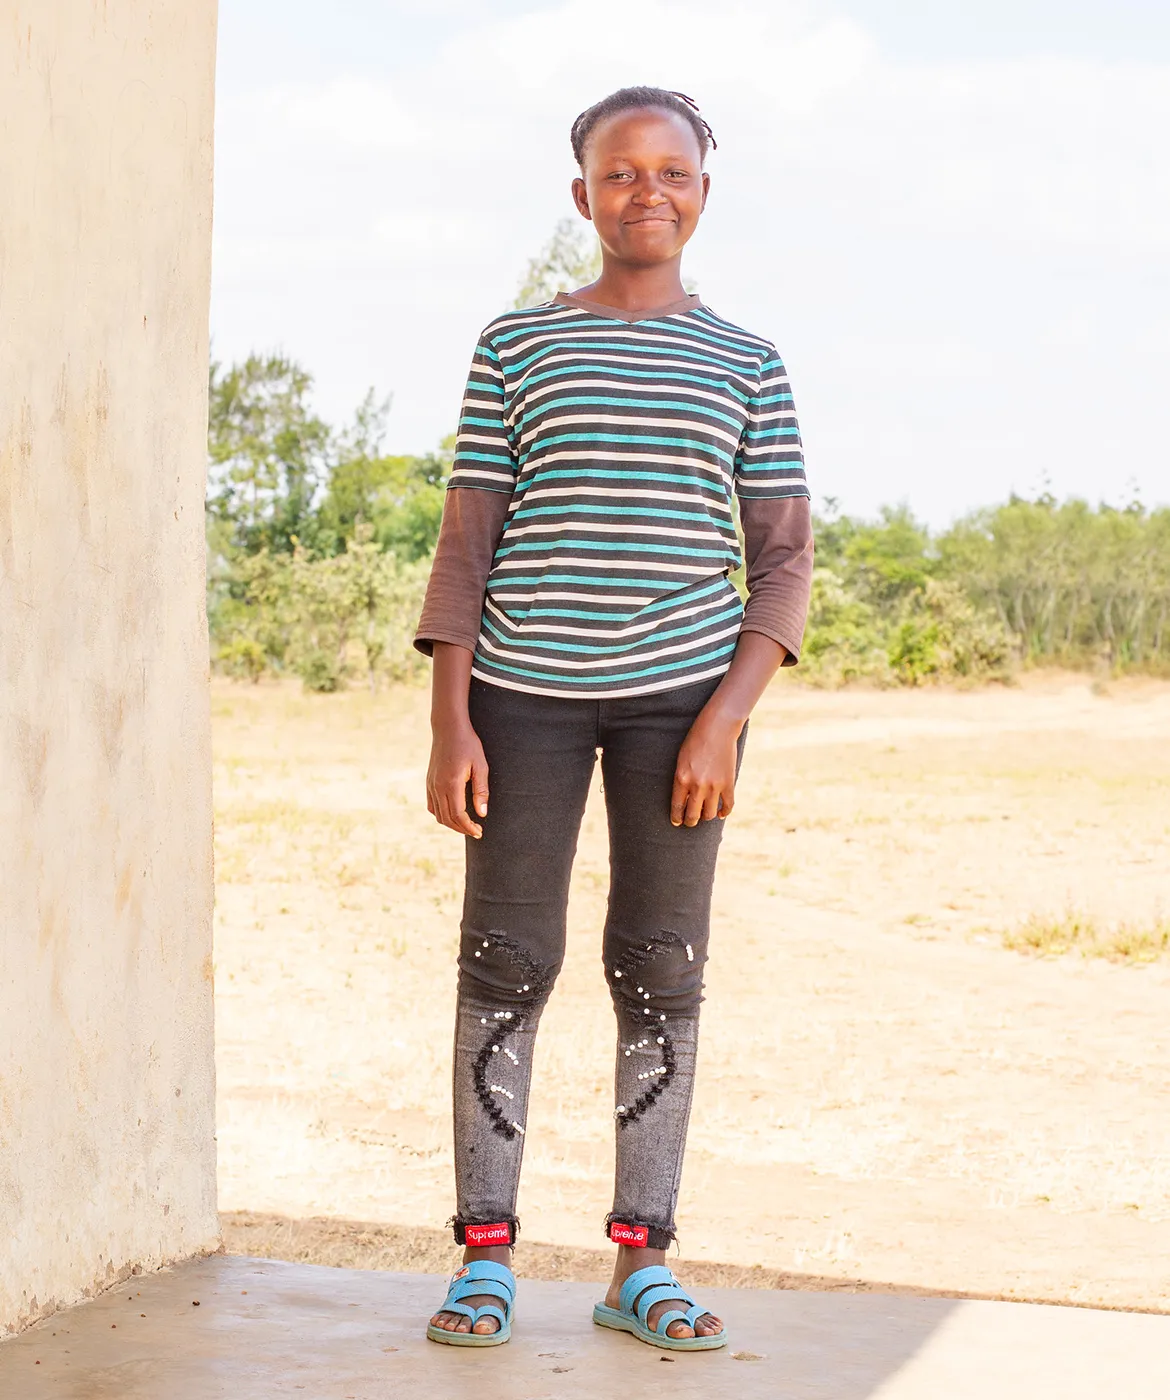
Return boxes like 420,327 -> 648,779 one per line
739,495 -> 814,665
413,487 -> 511,656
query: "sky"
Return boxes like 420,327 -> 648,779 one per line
210,0 -> 1170,526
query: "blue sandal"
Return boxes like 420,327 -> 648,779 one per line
426,1260 -> 515,1347
593,1264 -> 727,1351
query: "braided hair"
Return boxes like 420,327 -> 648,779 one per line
570,87 -> 717,168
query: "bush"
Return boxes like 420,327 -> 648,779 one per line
209,527 -> 430,690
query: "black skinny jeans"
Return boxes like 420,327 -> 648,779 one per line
451,675 -> 745,1251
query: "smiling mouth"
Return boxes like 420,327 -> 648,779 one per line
625,216 -> 676,226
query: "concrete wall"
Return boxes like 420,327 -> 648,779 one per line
0,1 -> 220,1334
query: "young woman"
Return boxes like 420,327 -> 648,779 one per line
414,86 -> 813,1352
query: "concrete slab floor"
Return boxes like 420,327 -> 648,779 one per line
2,1255 -> 1169,1400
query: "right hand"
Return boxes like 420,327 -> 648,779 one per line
426,718 -> 490,839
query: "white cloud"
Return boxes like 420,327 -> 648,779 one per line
211,0 -> 1170,522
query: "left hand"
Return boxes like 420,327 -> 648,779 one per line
670,707 -> 742,827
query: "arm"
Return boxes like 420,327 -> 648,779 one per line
426,641 -> 490,839
669,631 -> 787,827
671,353 -> 813,827
418,490 -> 511,840
419,332 -> 516,837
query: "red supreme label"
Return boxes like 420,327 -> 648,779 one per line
465,1222 -> 510,1247
609,1222 -> 649,1247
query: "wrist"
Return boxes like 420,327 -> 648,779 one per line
698,694 -> 748,734
431,699 -> 472,733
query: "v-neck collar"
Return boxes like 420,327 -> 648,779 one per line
553,291 -> 703,324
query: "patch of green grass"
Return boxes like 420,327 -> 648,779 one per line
1004,912 -> 1170,963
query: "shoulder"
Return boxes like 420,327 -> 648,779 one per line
690,305 -> 784,370
477,301 -> 583,352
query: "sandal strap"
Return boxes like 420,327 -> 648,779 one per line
437,1260 -> 516,1325
633,1282 -> 696,1326
618,1264 -> 678,1315
451,1260 -> 515,1295
447,1277 -> 513,1308
654,1307 -> 693,1337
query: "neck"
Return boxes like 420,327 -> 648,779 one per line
576,255 -> 687,313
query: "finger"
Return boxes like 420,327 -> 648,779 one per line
701,788 -> 721,822
670,774 -> 689,827
683,789 -> 706,827
718,785 -> 735,818
471,757 -> 490,818
446,783 -> 483,839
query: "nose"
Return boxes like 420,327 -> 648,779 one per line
632,175 -> 670,207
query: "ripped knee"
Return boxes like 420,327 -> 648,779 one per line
606,929 -> 704,1018
460,928 -> 556,1143
607,930 -> 702,1128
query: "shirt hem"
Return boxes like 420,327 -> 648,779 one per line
413,631 -> 480,657
469,659 -> 733,700
738,621 -> 802,666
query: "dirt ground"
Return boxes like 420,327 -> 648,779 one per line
212,672 -> 1170,1311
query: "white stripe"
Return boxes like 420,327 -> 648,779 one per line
469,659 -> 734,699
495,323 -> 764,371
503,521 -> 733,544
516,447 -> 730,484
483,592 -> 734,641
517,411 -> 742,453
488,589 -> 658,606
491,555 -> 717,576
477,620 -> 742,671
513,484 -> 734,510
519,374 -> 754,416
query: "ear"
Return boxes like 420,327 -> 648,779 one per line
700,171 -> 710,213
571,176 -> 593,222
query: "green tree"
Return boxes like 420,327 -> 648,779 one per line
207,354 -> 332,555
513,217 -> 602,309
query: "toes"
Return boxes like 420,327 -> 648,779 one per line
696,1314 -> 723,1336
666,1319 -> 696,1339
471,1318 -> 499,1335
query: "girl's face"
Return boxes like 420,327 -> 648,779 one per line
572,108 -> 709,268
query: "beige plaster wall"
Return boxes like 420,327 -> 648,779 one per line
0,1 -> 220,1334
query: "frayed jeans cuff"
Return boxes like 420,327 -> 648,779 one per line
450,1215 -> 519,1248
605,1214 -> 675,1251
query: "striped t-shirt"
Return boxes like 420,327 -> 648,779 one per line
450,294 -> 809,697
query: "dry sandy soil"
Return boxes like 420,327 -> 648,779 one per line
212,673 -> 1170,1311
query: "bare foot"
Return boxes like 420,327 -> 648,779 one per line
606,1245 -> 723,1339
429,1244 -> 512,1335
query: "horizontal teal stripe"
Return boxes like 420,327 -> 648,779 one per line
744,426 -> 801,439
460,415 -> 510,430
511,502 -> 734,528
736,460 -> 805,474
498,538 -> 732,560
521,393 -> 743,433
518,431 -> 732,469
453,451 -> 515,467
514,467 -> 729,499
475,641 -> 738,686
503,577 -> 734,624
522,361 -> 751,404
505,338 -> 753,378
489,572 -> 709,590
482,602 -> 743,657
